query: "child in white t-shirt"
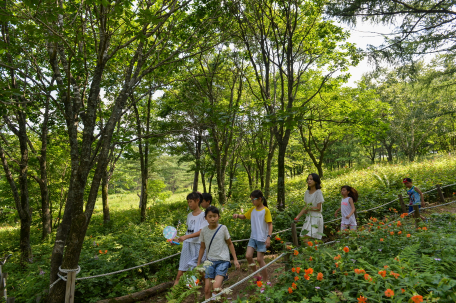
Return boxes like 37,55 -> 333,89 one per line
172,192 -> 208,285
233,190 -> 273,282
197,206 -> 240,300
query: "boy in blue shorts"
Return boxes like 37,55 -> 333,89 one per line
403,178 -> 426,221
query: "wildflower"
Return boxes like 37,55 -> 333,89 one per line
292,267 -> 296,273
372,218 -> 378,222
407,234 -> 411,238
390,232 -> 394,235
357,296 -> 367,303
288,287 -> 293,293
397,221 -> 402,227
334,254 -> 341,260
105,250 -> 107,254
257,281 -> 263,287
293,250 -> 299,256
401,288 -> 405,293
296,267 -> 301,273
378,270 -> 386,278
398,231 -> 402,235
422,226 -> 427,231
307,241 -> 313,246
378,249 -> 382,252
309,256 -> 313,261
275,236 -> 281,241
294,275 -> 299,282
99,250 -> 102,254
315,286 -> 320,289
332,270 -> 336,274
304,274 -> 310,280
384,289 -> 394,297
281,241 -> 284,243
355,269 -> 360,274
211,280 -> 216,284
222,288 -> 233,295
343,246 -> 349,253
364,274 -> 372,282
203,260 -> 213,267
434,258 -> 441,261
411,295 -> 423,303
195,279 -> 199,285
292,282 -> 297,289
286,245 -> 292,250
335,262 -> 339,268
249,263 -> 256,267
196,266 -> 206,272
305,268 -> 314,275
400,213 -> 407,218
317,272 -> 323,281
380,238 -> 384,242
390,271 -> 400,279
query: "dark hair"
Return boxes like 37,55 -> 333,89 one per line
307,173 -> 322,190
402,178 -> 412,183
250,190 -> 268,208
205,206 -> 220,217
341,185 -> 358,203
197,191 -> 203,205
186,192 -> 200,201
202,193 -> 213,205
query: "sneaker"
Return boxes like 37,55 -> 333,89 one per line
224,274 -> 229,282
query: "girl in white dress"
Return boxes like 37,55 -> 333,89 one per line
294,173 -> 325,242
334,185 -> 358,230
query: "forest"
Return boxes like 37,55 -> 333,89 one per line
1,0 -> 456,302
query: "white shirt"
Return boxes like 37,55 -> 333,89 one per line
184,211 -> 208,243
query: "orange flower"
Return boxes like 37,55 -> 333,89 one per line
317,272 -> 323,281
99,250 -> 102,254
407,234 -> 411,238
364,274 -> 372,282
105,250 -> 107,254
335,262 -> 339,268
257,281 -> 263,287
281,241 -> 284,243
332,270 -> 336,274
422,226 -> 427,231
400,213 -> 408,218
304,274 -> 310,280
292,282 -> 297,289
372,218 -> 378,222
390,232 -> 394,235
307,241 -> 313,246
397,221 -> 402,227
292,267 -> 296,273
294,276 -> 299,281
378,270 -> 386,278
358,296 -> 367,303
384,289 -> 394,297
380,238 -> 384,242
389,271 -> 400,279
305,268 -> 314,275
411,295 -> 423,303
355,269 -> 360,274
296,267 -> 301,273
309,256 -> 313,261
294,250 -> 299,256
288,287 -> 293,293
401,288 -> 405,293
383,265 -> 389,269
334,254 -> 341,260
195,279 -> 199,285
343,246 -> 349,253
398,231 -> 402,235
275,236 -> 281,241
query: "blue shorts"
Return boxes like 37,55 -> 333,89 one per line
409,205 -> 421,213
205,260 -> 230,279
248,238 -> 267,253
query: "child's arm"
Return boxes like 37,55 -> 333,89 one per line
233,214 -> 246,219
415,187 -> 425,207
177,230 -> 202,243
346,198 -> 356,219
294,206 -> 309,222
266,222 -> 272,248
196,241 -> 206,266
225,238 -> 240,270
334,207 -> 341,218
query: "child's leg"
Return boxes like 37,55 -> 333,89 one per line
246,246 -> 257,272
256,251 -> 268,282
204,277 -> 213,299
301,235 -> 312,245
349,225 -> 357,231
340,224 -> 348,231
174,270 -> 185,286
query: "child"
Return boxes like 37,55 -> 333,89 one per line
200,193 -> 213,209
172,192 -> 208,285
232,190 -> 273,282
294,173 -> 325,242
403,178 -> 426,221
197,206 -> 240,300
334,185 -> 358,231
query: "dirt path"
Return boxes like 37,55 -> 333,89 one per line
141,256 -> 284,303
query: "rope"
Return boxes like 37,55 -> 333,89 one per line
441,182 -> 456,189
76,252 -> 181,280
421,199 -> 456,210
201,253 -> 286,303
49,266 -> 81,289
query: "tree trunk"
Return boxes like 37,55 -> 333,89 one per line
192,134 -> 202,192
276,141 -> 287,211
102,169 -> 110,223
201,170 -> 207,193
208,173 -> 214,194
39,96 -> 51,239
264,139 -> 276,199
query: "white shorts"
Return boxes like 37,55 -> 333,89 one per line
178,241 -> 206,271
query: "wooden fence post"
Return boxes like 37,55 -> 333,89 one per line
436,185 -> 445,203
64,271 -> 76,303
0,270 -> 6,301
291,222 -> 299,247
6,298 -> 15,303
398,194 -> 406,214
413,205 -> 420,229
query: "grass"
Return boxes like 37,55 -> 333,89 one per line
1,154 -> 456,302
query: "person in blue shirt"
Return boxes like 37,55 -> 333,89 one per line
403,178 -> 426,221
